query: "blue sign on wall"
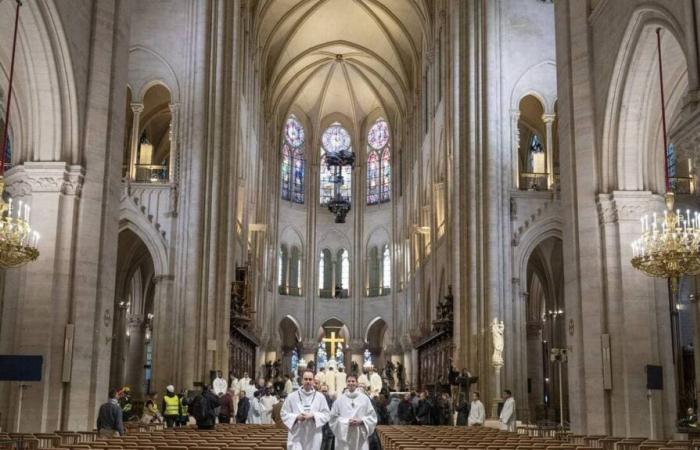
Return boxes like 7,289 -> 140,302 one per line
0,355 -> 43,381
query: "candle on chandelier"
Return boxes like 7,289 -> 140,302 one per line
7,198 -> 12,217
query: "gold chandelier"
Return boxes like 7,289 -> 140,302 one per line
0,0 -> 39,269
631,192 -> 700,287
630,29 -> 700,289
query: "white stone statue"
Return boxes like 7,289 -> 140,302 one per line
491,318 -> 505,368
363,348 -> 373,368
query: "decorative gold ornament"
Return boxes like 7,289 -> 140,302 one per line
0,178 -> 40,268
631,192 -> 700,288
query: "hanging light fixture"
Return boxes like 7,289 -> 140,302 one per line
630,29 -> 700,288
0,0 -> 40,268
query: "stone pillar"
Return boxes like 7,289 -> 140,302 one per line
168,103 -> 179,185
125,315 -> 145,398
1,163 -> 84,433
128,103 -> 144,181
150,275 -> 173,393
542,114 -> 556,189
511,109 -> 521,189
526,321 -> 543,423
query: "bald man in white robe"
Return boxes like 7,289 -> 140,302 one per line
281,370 -> 330,450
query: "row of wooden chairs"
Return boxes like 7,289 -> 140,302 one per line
376,425 -> 700,450
0,425 -> 287,450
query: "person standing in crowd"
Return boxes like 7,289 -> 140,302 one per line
455,395 -> 470,426
219,388 -> 235,424
284,374 -> 294,395
281,369 -> 331,450
415,392 -> 432,425
467,392 -> 485,426
329,373 -> 378,450
336,368 -> 347,395
213,370 -> 228,396
118,387 -> 134,421
397,393 -> 415,425
386,394 -> 400,425
438,392 -> 452,425
272,393 -> 286,428
190,384 -> 220,430
248,390 -> 265,424
499,390 -> 516,432
236,392 -> 250,424
320,384 -> 335,450
261,388 -> 278,424
178,389 -> 191,426
97,389 -> 125,437
162,385 -> 181,428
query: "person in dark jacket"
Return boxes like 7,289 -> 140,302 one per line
219,389 -> 235,424
397,392 -> 415,425
190,384 -> 220,430
236,393 -> 250,423
97,389 -> 125,437
320,384 -> 334,450
415,392 -> 432,425
456,397 -> 470,426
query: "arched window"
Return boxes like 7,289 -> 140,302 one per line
281,116 -> 305,203
367,246 -> 380,296
340,249 -> 350,292
319,249 -> 333,298
287,246 -> 302,296
278,245 -> 289,294
382,245 -> 391,290
320,123 -> 352,205
367,119 -> 391,205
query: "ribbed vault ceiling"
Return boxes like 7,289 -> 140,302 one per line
256,0 -> 429,125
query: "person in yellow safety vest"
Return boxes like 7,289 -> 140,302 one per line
178,389 -> 190,426
162,385 -> 181,428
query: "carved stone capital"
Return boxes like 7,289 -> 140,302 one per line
542,113 -> 556,124
596,191 -> 658,225
130,102 -> 144,114
153,274 -> 175,285
127,314 -> 144,328
4,163 -> 85,197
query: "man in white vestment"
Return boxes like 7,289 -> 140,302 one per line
238,372 -> 251,393
284,374 -> 294,395
357,370 -> 369,391
499,390 -> 516,432
213,370 -> 228,396
336,368 -> 347,395
467,392 -> 485,426
261,389 -> 277,424
248,391 -> 265,424
326,363 -> 337,396
315,367 -> 327,386
368,367 -> 382,398
329,373 -> 378,450
281,370 -> 331,450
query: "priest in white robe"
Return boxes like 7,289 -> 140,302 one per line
281,370 -> 331,450
326,362 -> 338,396
467,392 -> 485,426
336,368 -> 347,395
315,367 -> 327,386
238,372 -> 252,393
368,367 -> 382,398
329,373 -> 378,450
357,371 -> 369,391
499,390 -> 516,432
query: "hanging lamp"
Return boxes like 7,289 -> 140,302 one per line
0,0 -> 40,268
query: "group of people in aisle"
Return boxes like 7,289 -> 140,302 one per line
97,366 -> 517,450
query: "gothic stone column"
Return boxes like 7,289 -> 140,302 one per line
1,163 -> 83,432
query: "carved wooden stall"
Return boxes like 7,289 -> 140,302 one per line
415,286 -> 455,391
229,266 -> 258,378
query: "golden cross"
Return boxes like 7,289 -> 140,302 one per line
322,331 -> 345,357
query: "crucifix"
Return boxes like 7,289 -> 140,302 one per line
322,331 -> 345,357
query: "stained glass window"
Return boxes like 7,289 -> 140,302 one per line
341,249 -> 350,290
322,124 -> 351,153
318,252 -> 325,291
367,119 -> 391,205
382,245 -> 391,289
320,123 -> 352,206
281,116 -> 305,203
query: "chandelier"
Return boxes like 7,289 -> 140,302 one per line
630,28 -> 700,290
325,149 -> 355,223
0,0 -> 40,269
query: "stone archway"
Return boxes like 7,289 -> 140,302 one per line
278,315 -> 302,377
111,229 -> 156,399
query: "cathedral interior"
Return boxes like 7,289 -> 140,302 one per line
0,0 -> 699,441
